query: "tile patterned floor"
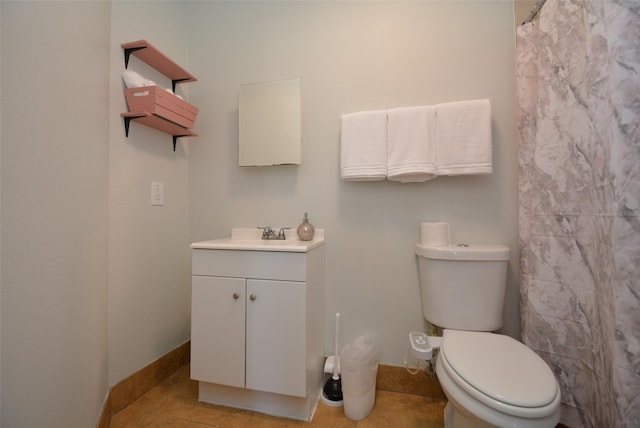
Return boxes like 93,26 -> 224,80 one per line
110,364 -> 447,427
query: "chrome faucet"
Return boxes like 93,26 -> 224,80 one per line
258,226 -> 290,240
277,227 -> 291,240
259,226 -> 277,240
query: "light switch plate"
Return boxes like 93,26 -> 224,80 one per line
151,181 -> 164,206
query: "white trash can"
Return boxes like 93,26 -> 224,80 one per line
340,335 -> 379,421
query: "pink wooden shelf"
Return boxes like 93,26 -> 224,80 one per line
121,112 -> 198,151
121,40 -> 198,151
121,40 -> 197,90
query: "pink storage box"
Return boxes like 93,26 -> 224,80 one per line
124,86 -> 198,129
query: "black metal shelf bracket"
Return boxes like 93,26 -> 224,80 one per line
172,78 -> 191,93
173,134 -> 191,152
123,115 -> 146,137
123,47 -> 147,69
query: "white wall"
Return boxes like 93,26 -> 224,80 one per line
108,2 -> 191,385
0,2 -> 519,424
514,0 -> 538,24
1,1 -> 110,426
1,1 -> 194,422
0,3 -> 3,423
187,1 -> 519,365
0,2 -> 4,424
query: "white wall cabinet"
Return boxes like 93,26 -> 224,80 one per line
190,241 -> 325,421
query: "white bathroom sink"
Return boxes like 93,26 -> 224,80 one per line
191,228 -> 324,252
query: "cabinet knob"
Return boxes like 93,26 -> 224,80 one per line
250,294 -> 257,301
233,292 -> 239,300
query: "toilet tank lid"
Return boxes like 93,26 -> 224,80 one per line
415,243 -> 509,261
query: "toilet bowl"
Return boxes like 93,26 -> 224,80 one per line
414,222 -> 561,427
435,330 -> 560,428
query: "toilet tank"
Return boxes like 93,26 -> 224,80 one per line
415,243 -> 510,331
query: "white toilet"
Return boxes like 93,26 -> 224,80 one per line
415,237 -> 561,428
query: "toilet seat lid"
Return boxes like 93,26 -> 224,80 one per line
441,330 -> 558,408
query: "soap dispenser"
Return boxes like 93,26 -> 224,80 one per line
297,212 -> 315,241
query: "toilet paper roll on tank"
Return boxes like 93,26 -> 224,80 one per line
420,222 -> 451,247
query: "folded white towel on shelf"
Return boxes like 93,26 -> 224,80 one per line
122,70 -> 156,88
340,110 -> 388,181
387,105 -> 437,183
435,99 -> 492,176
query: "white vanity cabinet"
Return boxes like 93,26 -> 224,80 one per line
190,234 -> 325,421
191,276 -> 307,397
191,276 -> 246,389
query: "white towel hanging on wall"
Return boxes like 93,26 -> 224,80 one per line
387,105 -> 437,183
340,110 -> 388,181
435,99 -> 492,176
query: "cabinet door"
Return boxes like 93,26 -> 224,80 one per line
191,276 -> 245,388
246,279 -> 306,397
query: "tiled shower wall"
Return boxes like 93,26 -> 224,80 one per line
517,0 -> 639,427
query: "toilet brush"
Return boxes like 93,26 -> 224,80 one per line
322,313 -> 343,405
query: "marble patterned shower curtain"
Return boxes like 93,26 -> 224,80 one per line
517,1 -> 639,427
